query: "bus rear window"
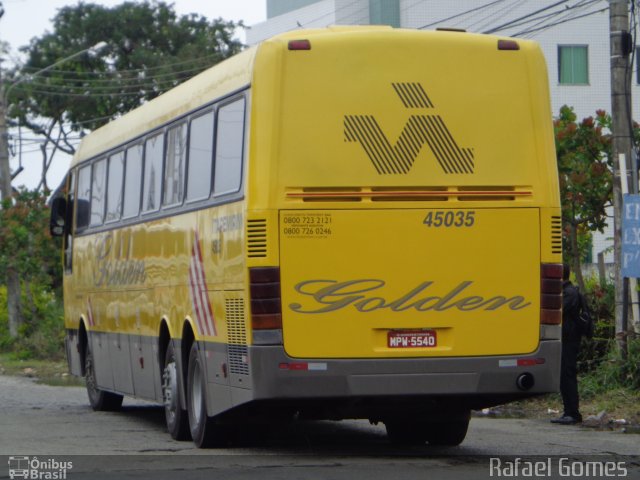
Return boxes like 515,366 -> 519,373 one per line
214,99 -> 245,196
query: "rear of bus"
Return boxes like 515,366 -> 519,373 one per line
245,28 -> 562,442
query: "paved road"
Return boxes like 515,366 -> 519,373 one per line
0,374 -> 638,479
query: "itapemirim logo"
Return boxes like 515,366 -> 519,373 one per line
344,82 -> 475,175
8,456 -> 73,480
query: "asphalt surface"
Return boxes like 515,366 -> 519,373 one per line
0,374 -> 638,479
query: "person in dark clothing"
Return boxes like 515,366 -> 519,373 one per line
551,263 -> 583,425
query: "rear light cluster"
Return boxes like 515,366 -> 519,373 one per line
540,263 -> 563,325
288,39 -> 311,50
498,39 -> 520,51
249,267 -> 283,330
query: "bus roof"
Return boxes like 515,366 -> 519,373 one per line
71,45 -> 258,167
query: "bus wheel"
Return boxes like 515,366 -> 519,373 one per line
85,347 -> 123,411
162,341 -> 190,440
384,420 -> 428,445
425,413 -> 470,446
187,343 -> 226,448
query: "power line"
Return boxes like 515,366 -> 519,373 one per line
12,86 -> 168,98
492,0 -> 600,33
13,69 -> 207,93
506,0 -> 605,38
417,0 -> 508,30
19,52 -> 225,77
468,0 -> 530,33
513,5 -> 608,37
483,0 -> 571,34
21,63 -> 216,86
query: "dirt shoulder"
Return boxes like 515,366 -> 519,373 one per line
1,353 -> 638,433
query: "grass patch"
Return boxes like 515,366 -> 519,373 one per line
495,384 -> 640,426
0,353 -> 84,387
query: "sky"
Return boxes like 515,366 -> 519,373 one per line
1,0 -> 268,190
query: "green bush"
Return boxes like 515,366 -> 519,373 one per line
581,337 -> 640,397
0,283 -> 65,360
578,276 -> 615,373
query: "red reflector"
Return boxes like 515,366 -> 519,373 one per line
517,358 -> 546,366
279,362 -> 309,370
541,294 -> 562,310
251,298 -> 282,314
498,39 -> 520,51
288,39 -> 311,50
252,313 -> 282,330
250,267 -> 280,283
541,278 -> 563,294
541,263 -> 563,279
540,309 -> 561,325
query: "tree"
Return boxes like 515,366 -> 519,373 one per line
7,1 -> 243,189
0,189 -> 61,338
1,1 -> 243,338
554,106 -> 613,291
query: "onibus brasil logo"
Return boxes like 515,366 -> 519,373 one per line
344,82 -> 475,175
8,456 -> 73,480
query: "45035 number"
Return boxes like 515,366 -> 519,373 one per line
423,210 -> 475,228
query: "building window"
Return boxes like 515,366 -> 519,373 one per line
558,45 -> 588,85
369,0 -> 400,27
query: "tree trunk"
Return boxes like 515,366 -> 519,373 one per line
7,267 -> 22,338
570,224 -> 585,292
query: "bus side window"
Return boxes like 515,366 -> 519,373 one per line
76,165 -> 92,232
105,152 -> 124,223
214,98 -> 245,196
186,111 -> 215,202
143,133 -> 164,213
163,123 -> 187,207
123,144 -> 143,219
64,171 -> 76,273
90,158 -> 107,227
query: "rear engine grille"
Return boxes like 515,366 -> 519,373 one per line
247,219 -> 267,258
551,216 -> 563,255
226,298 -> 249,376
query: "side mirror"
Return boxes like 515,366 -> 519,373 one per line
50,197 -> 67,237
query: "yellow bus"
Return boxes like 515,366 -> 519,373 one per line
51,27 -> 563,448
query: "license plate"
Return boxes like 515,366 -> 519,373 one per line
388,330 -> 437,348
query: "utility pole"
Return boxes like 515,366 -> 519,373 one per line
0,62 -> 23,337
0,68 -> 11,201
609,0 -> 632,358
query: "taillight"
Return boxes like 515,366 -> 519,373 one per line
288,39 -> 311,50
250,267 -> 282,330
498,39 -> 520,51
540,263 -> 563,325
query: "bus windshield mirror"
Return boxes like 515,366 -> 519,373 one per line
49,196 -> 67,237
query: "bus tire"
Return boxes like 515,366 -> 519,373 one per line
425,414 -> 470,446
187,343 -> 226,448
162,341 -> 190,441
384,420 -> 428,446
85,347 -> 123,411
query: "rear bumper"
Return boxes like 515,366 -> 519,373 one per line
249,340 -> 560,402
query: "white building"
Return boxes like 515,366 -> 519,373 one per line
247,0 -> 627,264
